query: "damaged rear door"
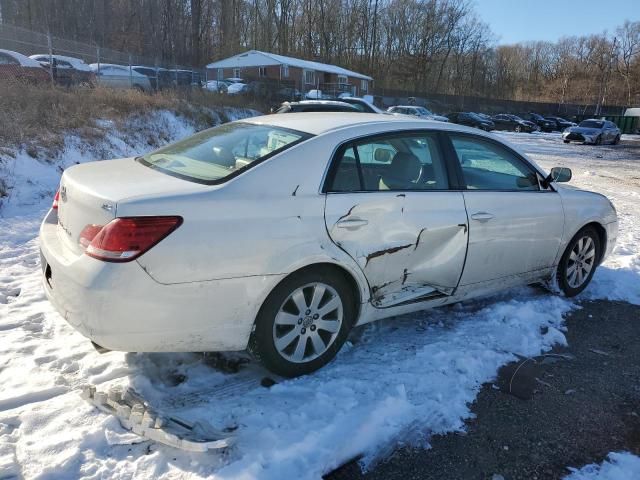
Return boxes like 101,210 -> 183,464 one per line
323,131 -> 468,307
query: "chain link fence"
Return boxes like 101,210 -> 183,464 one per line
0,22 -> 207,91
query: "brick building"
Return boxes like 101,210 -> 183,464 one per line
206,50 -> 373,97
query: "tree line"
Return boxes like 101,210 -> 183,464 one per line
1,0 -> 639,110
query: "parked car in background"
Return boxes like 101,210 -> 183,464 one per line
562,119 -> 621,145
545,116 -> 576,131
274,100 -> 359,113
30,54 -> 94,87
527,113 -> 556,132
0,48 -> 49,84
204,80 -> 229,93
338,97 -> 386,114
491,114 -> 539,133
276,87 -> 302,102
131,66 -> 159,91
387,105 -> 449,122
447,112 -> 494,131
305,89 -> 324,99
89,63 -> 152,92
40,113 -> 617,377
227,82 -> 249,95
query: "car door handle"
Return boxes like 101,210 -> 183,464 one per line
336,218 -> 369,229
470,212 -> 494,222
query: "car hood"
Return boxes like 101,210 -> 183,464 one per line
568,126 -> 601,135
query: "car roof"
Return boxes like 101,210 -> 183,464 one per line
0,48 -> 43,67
243,112 -> 462,135
296,100 -> 353,106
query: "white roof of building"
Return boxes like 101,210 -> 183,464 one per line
206,50 -> 372,81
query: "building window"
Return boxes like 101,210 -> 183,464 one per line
337,75 -> 348,85
361,79 -> 368,92
304,69 -> 315,85
258,66 -> 267,77
217,69 -> 223,80
282,64 -> 289,78
233,68 -> 241,79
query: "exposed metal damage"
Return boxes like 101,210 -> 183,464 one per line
364,244 -> 413,267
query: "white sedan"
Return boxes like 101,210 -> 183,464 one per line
40,114 -> 618,377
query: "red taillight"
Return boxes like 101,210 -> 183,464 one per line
52,190 -> 60,210
83,216 -> 182,262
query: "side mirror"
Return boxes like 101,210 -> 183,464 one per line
543,167 -> 572,187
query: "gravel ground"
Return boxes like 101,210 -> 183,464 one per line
327,300 -> 640,480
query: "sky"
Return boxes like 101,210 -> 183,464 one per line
475,0 -> 639,44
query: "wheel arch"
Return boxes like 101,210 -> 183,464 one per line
253,261 -> 364,333
583,221 -> 607,264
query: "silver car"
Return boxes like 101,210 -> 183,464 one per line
88,63 -> 152,92
387,105 -> 450,122
563,119 -> 621,145
40,114 -> 617,377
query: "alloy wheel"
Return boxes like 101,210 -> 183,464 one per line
566,236 -> 596,288
272,282 -> 343,363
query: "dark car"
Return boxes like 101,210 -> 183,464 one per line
274,101 -> 360,114
132,66 -> 159,91
545,116 -> 575,131
491,114 -> 539,133
276,87 -> 302,102
29,53 -> 92,86
447,112 -> 495,131
527,113 -> 556,132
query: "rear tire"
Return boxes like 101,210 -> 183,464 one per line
249,267 -> 356,377
595,135 -> 602,145
563,140 -> 570,144
556,226 -> 601,297
514,125 -> 522,133
614,135 -> 621,145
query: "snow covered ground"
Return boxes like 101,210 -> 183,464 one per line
563,452 -> 640,479
0,127 -> 639,479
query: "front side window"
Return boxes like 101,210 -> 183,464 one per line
450,135 -> 539,191
361,79 -> 368,92
328,132 -> 448,192
233,68 -> 240,78
282,64 -> 289,77
579,120 -> 604,129
139,123 -> 309,184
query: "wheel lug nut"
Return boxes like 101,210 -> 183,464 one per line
298,318 -> 303,324
310,325 -> 316,331
301,327 -> 306,334
313,314 -> 319,320
305,309 -> 311,315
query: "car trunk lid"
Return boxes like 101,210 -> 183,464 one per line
56,157 -> 205,255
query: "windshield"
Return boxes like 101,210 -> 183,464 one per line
139,122 -> 309,184
579,120 -> 604,129
416,107 -> 434,115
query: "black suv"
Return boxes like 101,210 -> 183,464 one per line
527,113 -> 555,132
545,116 -> 575,131
447,112 -> 495,131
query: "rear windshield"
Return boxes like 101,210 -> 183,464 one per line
579,120 -> 604,129
139,122 -> 310,184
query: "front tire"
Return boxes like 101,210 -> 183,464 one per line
557,227 -> 601,297
595,135 -> 602,145
614,135 -> 621,145
250,267 -> 355,377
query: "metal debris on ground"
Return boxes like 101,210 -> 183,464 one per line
81,385 -> 234,452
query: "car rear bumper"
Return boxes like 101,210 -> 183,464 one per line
39,209 -> 281,352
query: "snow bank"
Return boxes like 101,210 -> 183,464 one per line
564,452 -> 640,479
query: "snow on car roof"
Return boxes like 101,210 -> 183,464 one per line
207,50 -> 372,81
88,63 -> 147,77
0,49 -> 43,68
29,54 -> 92,71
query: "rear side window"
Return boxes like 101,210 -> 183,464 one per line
327,132 -> 449,192
139,122 -> 310,184
450,135 -> 539,191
